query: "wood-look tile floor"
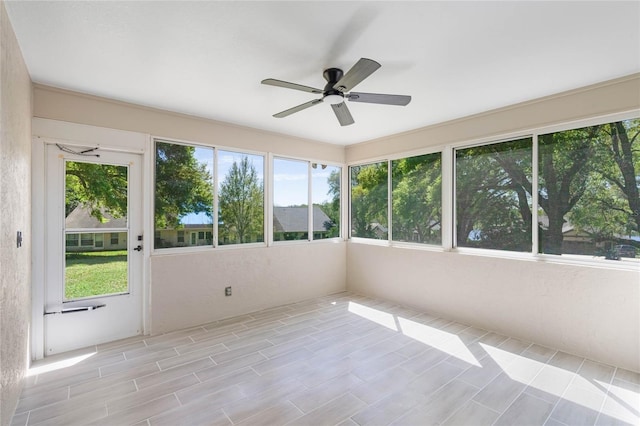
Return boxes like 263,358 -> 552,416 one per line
11,292 -> 640,426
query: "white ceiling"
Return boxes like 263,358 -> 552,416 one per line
5,1 -> 640,145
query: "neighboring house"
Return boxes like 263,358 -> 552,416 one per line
273,205 -> 333,241
155,205 -> 334,248
155,225 -> 213,248
64,206 -> 128,251
538,216 -> 635,256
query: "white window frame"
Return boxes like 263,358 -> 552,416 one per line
347,109 -> 640,271
271,155 -> 343,246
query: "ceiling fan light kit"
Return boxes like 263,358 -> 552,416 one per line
262,58 -> 411,126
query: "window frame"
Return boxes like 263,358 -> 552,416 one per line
390,151 -> 444,247
349,146 -> 445,250
216,148 -> 267,247
453,136 -> 534,253
347,110 -> 640,270
153,138 -> 215,252
271,155 -> 343,245
152,137 -> 342,255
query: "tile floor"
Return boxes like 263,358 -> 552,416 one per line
10,292 -> 640,426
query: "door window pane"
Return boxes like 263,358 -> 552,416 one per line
312,164 -> 341,239
350,162 -> 388,239
218,151 -> 265,245
273,158 -> 309,241
538,119 -> 640,258
155,141 -> 214,249
64,161 -> 129,300
392,153 -> 442,245
455,138 -> 533,251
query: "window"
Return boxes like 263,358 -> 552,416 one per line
66,233 -> 79,247
273,158 -> 309,241
154,140 -> 214,249
80,233 -> 94,247
154,140 -> 341,248
94,233 -> 104,248
392,153 -> 442,245
350,162 -> 388,239
455,138 -> 533,252
110,233 -> 119,245
312,164 -> 340,239
218,150 -> 264,245
538,119 -> 640,258
347,117 -> 638,263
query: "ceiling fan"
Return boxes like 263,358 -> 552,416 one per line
261,58 -> 411,126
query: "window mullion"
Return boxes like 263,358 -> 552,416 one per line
213,148 -> 218,248
532,134 -> 539,255
308,162 -> 313,241
442,147 -> 454,250
266,153 -> 273,246
387,160 -> 392,243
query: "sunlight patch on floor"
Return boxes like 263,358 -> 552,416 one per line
27,352 -> 95,377
348,302 -> 398,331
347,301 -> 480,367
398,317 -> 481,367
482,343 -> 639,424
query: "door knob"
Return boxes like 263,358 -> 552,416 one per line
133,245 -> 143,251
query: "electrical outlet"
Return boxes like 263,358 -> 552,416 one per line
225,286 -> 232,296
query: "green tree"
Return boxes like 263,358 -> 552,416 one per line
392,154 -> 442,244
317,168 -> 341,238
155,142 -> 214,229
65,161 -> 128,221
350,162 -> 388,239
218,156 -> 264,244
538,127 -> 600,254
569,120 -> 640,248
455,139 -> 532,251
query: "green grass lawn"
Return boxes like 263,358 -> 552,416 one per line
65,250 -> 128,299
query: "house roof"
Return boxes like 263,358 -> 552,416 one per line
65,205 -> 127,229
273,205 -> 332,233
5,2 -> 638,145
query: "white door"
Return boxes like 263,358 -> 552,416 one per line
44,145 -> 143,355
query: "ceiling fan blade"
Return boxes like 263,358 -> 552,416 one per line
331,102 -> 354,126
347,92 -> 411,106
273,99 -> 323,118
262,78 -> 323,94
333,58 -> 381,92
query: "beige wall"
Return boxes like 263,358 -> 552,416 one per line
0,1 -> 32,425
348,244 -> 639,372
346,74 -> 640,372
151,243 -> 346,333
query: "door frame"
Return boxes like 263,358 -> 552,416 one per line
31,119 -> 152,360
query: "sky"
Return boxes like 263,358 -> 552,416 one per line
183,147 -> 338,224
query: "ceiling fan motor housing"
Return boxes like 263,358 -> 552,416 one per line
323,68 -> 345,103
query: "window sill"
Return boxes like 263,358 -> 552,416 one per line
348,239 -> 640,272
